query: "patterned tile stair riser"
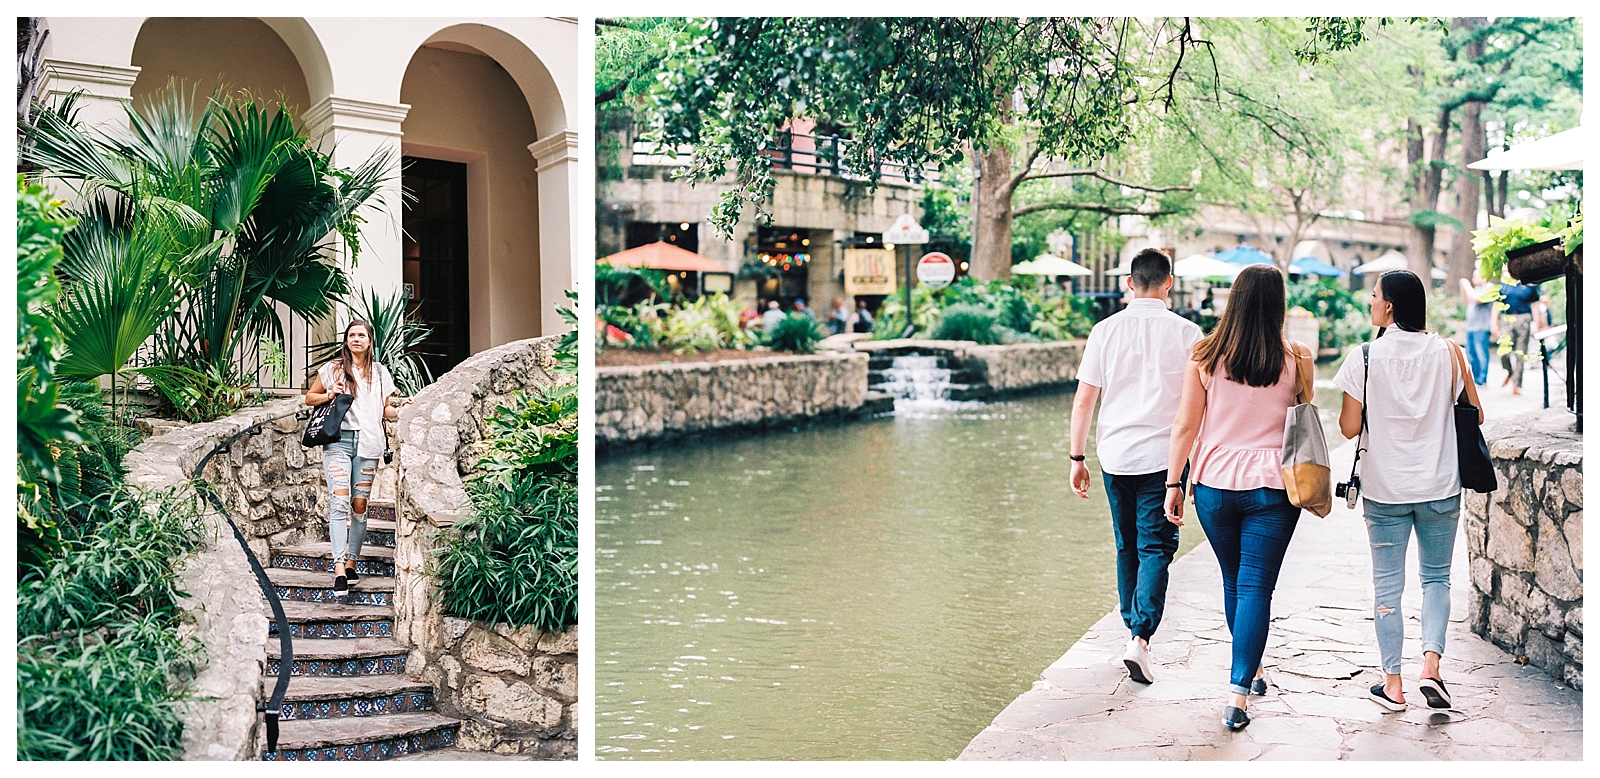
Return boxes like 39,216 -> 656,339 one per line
273,555 -> 396,577
280,692 -> 434,722
268,655 -> 408,677
263,726 -> 457,761
271,620 -> 395,640
276,586 -> 394,607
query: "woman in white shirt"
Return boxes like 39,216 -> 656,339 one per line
1333,270 -> 1483,713
305,320 -> 403,595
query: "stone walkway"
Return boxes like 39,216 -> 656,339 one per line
961,361 -> 1582,761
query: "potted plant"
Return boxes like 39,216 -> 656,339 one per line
1471,217 -> 1561,283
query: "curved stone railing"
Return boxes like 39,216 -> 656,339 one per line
393,335 -> 578,758
124,397 -> 325,760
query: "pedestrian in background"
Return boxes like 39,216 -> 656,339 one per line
761,300 -> 785,332
793,297 -> 815,320
1459,274 -> 1495,386
853,299 -> 875,333
1163,264 -> 1315,731
829,297 -> 851,335
1335,270 -> 1483,713
1496,281 -> 1544,395
1069,248 -> 1202,686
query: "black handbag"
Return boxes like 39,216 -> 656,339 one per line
1450,344 -> 1498,493
301,392 -> 354,448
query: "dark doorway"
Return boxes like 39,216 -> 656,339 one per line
756,226 -> 813,310
402,157 -> 470,380
627,221 -> 699,253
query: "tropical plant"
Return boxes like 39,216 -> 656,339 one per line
25,84 -> 393,417
869,286 -> 942,339
1030,295 -> 1098,340
596,261 -> 672,305
1470,216 -> 1557,282
764,312 -> 827,354
311,287 -> 435,396
933,304 -> 1003,344
434,383 -> 577,631
18,484 -> 207,760
1286,277 -> 1371,351
654,293 -> 752,354
1558,207 -> 1582,256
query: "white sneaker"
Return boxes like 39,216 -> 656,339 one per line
1124,638 -> 1154,684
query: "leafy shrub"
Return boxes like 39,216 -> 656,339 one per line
933,304 -> 1002,344
766,312 -> 827,353
1287,278 -> 1371,352
653,293 -> 752,354
1030,295 -> 1097,340
869,287 -> 941,338
18,485 -> 207,760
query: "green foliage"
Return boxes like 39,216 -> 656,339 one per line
869,287 -> 941,339
311,287 -> 435,397
596,261 -> 673,305
1286,278 -> 1372,351
933,304 -> 1002,345
655,294 -> 753,354
1030,295 -> 1099,340
555,289 -> 579,380
765,313 -> 827,354
1471,216 -> 1557,282
597,301 -> 665,350
1557,207 -> 1582,256
18,484 -> 207,760
435,384 -> 577,631
1289,17 -> 1445,65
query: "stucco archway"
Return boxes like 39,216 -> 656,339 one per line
130,18 -> 317,118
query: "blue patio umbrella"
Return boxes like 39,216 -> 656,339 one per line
1213,246 -> 1275,266
1289,256 -> 1346,277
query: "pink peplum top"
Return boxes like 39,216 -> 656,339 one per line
1192,353 -> 1299,491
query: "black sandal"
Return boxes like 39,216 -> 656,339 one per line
1418,677 -> 1452,709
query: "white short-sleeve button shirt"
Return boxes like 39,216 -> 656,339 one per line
1077,298 -> 1203,476
1332,331 -> 1463,504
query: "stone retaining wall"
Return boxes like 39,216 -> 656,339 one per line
394,335 -> 577,757
1462,409 -> 1583,689
855,338 -> 1086,392
595,351 -> 869,446
123,399 -> 321,760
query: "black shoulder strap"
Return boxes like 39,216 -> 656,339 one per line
1348,343 -> 1369,481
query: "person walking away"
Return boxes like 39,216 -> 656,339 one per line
1069,248 -> 1203,684
827,297 -> 850,335
1334,270 -> 1483,713
853,299 -> 875,333
1459,274 -> 1495,386
1163,264 -> 1315,731
793,297 -> 815,320
761,300 -> 785,333
1496,281 -> 1544,395
304,320 -> 407,595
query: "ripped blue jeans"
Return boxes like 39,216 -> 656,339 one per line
1364,495 -> 1461,675
323,430 -> 375,568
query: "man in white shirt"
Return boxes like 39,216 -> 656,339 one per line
1069,248 -> 1203,683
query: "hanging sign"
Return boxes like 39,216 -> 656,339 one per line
916,252 -> 957,290
844,248 -> 896,296
882,213 -> 930,245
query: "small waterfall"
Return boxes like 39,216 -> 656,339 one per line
879,354 -> 952,402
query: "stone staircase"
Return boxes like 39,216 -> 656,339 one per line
260,504 -> 463,760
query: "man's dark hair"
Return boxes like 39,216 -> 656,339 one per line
1129,248 -> 1172,291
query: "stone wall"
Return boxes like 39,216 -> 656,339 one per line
394,335 -> 577,757
595,351 -> 869,446
961,341 -> 1085,392
123,399 -> 320,760
1462,409 -> 1583,689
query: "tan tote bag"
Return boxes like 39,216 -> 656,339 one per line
1281,345 -> 1332,517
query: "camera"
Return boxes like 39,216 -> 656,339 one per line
383,449 -> 394,465
1335,475 -> 1361,509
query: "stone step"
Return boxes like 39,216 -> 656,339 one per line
267,567 -> 395,607
270,676 -> 435,721
267,637 -> 408,677
269,601 -> 394,640
274,543 -> 395,577
860,392 -> 896,416
392,750 -> 536,761
949,383 -> 995,401
263,713 -> 460,761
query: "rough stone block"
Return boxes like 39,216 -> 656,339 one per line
460,676 -> 562,728
1470,557 -> 1495,594
1563,510 -> 1581,572
531,656 -> 577,700
492,622 -> 539,653
537,628 -> 578,655
1565,607 -> 1582,638
1524,631 -> 1564,677
460,628 -> 533,676
1488,603 -> 1526,649
1533,513 -> 1582,602
1560,468 -> 1582,507
1487,506 -> 1535,572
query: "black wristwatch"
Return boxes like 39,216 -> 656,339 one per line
1069,454 -> 1086,462
1166,481 -> 1185,494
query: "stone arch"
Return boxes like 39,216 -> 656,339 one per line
129,17 -> 317,117
416,22 -> 567,137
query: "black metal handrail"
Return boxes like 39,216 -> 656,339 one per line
767,130 -> 935,183
189,407 -> 309,755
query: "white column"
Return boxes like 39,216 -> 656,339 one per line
302,96 -> 411,318
529,129 -> 580,335
41,59 -> 140,130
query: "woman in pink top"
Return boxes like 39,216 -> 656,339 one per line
1162,265 -> 1315,731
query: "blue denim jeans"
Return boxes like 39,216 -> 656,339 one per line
1465,330 -> 1490,385
1193,484 -> 1302,695
1364,495 -> 1460,675
1104,470 -> 1181,641
323,430 -> 375,567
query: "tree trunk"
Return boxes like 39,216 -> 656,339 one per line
1450,102 -> 1486,285
972,144 -> 1014,281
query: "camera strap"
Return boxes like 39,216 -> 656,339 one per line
1346,343 -> 1370,484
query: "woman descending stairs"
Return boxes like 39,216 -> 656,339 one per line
260,504 -> 462,760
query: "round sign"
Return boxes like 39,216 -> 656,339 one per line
916,252 -> 957,289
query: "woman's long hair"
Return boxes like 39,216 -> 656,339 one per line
1192,264 -> 1292,387
337,320 -> 374,397
1376,270 -> 1427,337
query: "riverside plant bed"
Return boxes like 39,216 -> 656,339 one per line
856,338 -> 1086,393
596,347 -> 775,367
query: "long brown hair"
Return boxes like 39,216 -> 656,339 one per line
1191,264 -> 1292,387
336,320 -> 374,397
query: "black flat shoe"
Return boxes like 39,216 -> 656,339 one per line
346,565 -> 360,583
1368,683 -> 1406,712
333,574 -> 348,595
1223,706 -> 1250,730
1418,677 -> 1452,709
1251,677 -> 1269,696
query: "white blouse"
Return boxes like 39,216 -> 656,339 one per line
1333,331 -> 1464,504
318,360 -> 395,459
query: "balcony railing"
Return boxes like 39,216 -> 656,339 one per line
631,132 -> 937,184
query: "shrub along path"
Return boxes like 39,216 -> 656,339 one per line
961,383 -> 1581,761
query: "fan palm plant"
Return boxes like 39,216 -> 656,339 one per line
24,83 -> 394,418
311,287 -> 436,396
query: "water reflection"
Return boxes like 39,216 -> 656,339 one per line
596,389 -> 1207,760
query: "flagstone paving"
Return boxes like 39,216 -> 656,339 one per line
961,369 -> 1581,761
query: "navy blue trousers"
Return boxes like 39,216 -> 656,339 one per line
1104,470 -> 1181,641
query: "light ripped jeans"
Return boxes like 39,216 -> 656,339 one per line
323,430 -> 375,568
1364,494 -> 1461,674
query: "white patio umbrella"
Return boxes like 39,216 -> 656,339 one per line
1468,126 -> 1585,171
1013,253 -> 1092,276
1354,249 -> 1447,279
1173,254 -> 1243,280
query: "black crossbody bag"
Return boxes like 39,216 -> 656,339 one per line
301,392 -> 354,448
1451,343 -> 1498,493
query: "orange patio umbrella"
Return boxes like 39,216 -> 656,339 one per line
599,241 -> 730,273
